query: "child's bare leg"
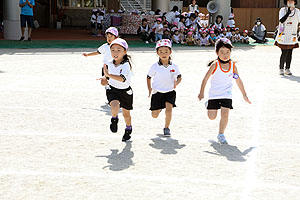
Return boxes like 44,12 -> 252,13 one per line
110,100 -> 120,117
219,107 -> 230,133
152,110 -> 161,118
165,102 -> 173,128
208,110 -> 218,120
122,108 -> 131,126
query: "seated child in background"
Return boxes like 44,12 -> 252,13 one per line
185,31 -> 196,46
172,28 -> 183,44
209,30 -> 217,46
241,30 -> 249,44
198,30 -> 211,46
234,28 -> 241,43
220,28 -> 226,38
162,29 -> 172,40
225,26 -> 232,40
231,29 -> 236,43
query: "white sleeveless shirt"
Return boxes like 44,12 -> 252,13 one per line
209,60 -> 235,100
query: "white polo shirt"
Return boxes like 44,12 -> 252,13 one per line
97,43 -> 113,65
107,60 -> 131,89
147,62 -> 181,93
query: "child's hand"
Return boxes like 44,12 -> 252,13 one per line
148,88 -> 152,98
103,66 -> 109,77
174,80 -> 177,88
82,53 -> 88,57
243,95 -> 251,104
198,93 -> 204,101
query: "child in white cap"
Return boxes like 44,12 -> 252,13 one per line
198,38 -> 251,144
102,38 -> 134,142
241,30 -> 249,44
83,27 -> 119,86
147,39 -> 182,137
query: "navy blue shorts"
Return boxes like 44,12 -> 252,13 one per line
20,14 -> 34,28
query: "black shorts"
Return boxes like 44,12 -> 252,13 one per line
20,15 -> 34,28
207,99 -> 233,110
91,22 -> 96,29
150,91 -> 176,111
106,85 -> 133,110
97,23 -> 103,30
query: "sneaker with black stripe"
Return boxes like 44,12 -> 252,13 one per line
19,37 -> 25,42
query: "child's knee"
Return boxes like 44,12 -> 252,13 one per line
152,111 -> 159,118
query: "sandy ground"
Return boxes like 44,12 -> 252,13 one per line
0,46 -> 300,200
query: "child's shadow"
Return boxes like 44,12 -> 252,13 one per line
149,134 -> 186,154
282,75 -> 300,83
96,141 -> 134,171
204,140 -> 256,162
82,103 -> 121,116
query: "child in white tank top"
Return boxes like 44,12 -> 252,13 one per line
198,38 -> 251,144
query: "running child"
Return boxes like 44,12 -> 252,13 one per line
102,38 -> 133,142
198,38 -> 251,144
83,27 -> 118,85
147,39 -> 182,137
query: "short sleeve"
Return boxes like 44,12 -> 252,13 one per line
147,64 -> 156,78
19,0 -> 22,4
261,25 -> 266,31
279,8 -> 287,20
298,9 -> 300,22
97,44 -> 107,54
32,0 -> 35,6
174,64 -> 181,77
252,26 -> 256,32
120,63 -> 131,77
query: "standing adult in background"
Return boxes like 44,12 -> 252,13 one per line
275,0 -> 300,75
250,18 -> 267,43
189,0 -> 199,13
19,0 -> 35,41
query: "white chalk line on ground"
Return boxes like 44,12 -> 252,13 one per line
0,130 -> 299,148
240,86 -> 263,200
0,169 -> 298,191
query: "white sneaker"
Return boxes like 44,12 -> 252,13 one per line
285,69 -> 292,75
279,69 -> 284,75
217,134 -> 228,144
145,41 -> 149,44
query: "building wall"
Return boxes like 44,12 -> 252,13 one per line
231,0 -> 277,8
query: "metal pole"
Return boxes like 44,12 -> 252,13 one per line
3,0 -> 26,40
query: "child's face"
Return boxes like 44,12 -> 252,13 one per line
163,24 -> 168,28
235,30 -> 239,34
210,33 -> 215,37
157,47 -> 172,62
243,33 -> 247,37
142,21 -> 148,26
110,44 -> 127,63
217,18 -> 221,23
226,28 -> 231,32
203,32 -> 207,37
106,33 -> 117,44
217,47 -> 231,62
175,31 -> 179,35
157,21 -> 161,24
231,31 -> 235,35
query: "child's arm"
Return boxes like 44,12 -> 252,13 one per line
147,76 -> 152,97
234,66 -> 251,104
103,65 -> 125,82
198,62 -> 217,101
174,75 -> 182,88
82,52 -> 100,57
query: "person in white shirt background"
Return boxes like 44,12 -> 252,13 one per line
275,0 -> 300,75
155,18 -> 164,41
147,39 -> 182,137
83,27 -> 119,86
102,38 -> 134,142
198,38 -> 251,145
189,0 -> 199,13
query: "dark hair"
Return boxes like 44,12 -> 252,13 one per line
190,13 -> 196,19
215,40 -> 233,52
216,15 -> 223,22
142,18 -> 148,23
171,6 -> 179,12
155,9 -> 161,15
113,54 -> 132,70
156,46 -> 172,64
284,0 -> 297,5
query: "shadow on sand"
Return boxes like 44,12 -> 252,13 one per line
149,134 -> 186,155
204,140 -> 256,162
96,141 -> 134,171
82,104 -> 121,116
281,75 -> 300,83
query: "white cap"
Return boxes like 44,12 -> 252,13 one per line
105,27 -> 119,37
110,38 -> 128,50
156,39 -> 172,49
